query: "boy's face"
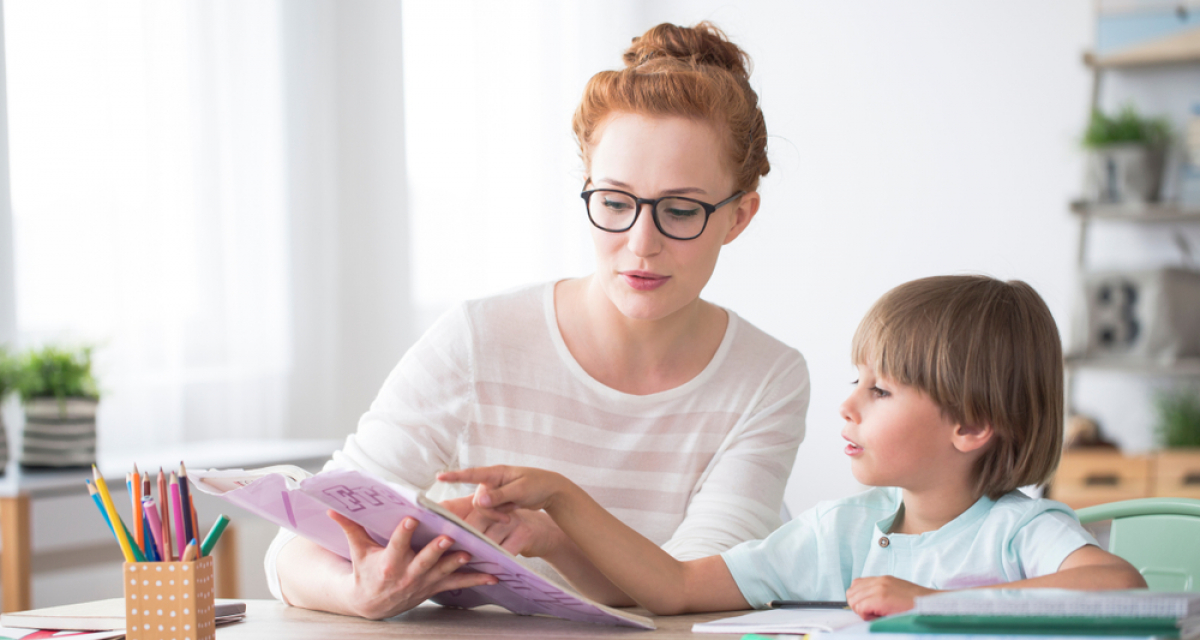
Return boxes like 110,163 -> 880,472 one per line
839,364 -> 962,491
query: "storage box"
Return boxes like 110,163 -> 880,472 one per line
124,557 -> 215,640
1050,451 -> 1151,509
1153,449 -> 1200,500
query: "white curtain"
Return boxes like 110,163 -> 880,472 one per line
401,0 -> 646,329
5,1 -> 290,451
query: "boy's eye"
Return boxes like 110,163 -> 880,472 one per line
870,386 -> 889,398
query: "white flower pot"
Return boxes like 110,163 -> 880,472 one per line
1084,142 -> 1166,204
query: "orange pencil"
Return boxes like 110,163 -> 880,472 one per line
131,465 -> 143,555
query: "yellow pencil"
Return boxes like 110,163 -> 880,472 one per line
93,465 -> 135,562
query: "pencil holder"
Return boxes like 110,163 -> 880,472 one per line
124,557 -> 215,640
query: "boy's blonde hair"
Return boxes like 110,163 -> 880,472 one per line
850,275 -> 1063,500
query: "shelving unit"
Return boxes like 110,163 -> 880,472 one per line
1053,16 -> 1200,510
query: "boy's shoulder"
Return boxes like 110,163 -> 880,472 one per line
985,489 -> 1082,527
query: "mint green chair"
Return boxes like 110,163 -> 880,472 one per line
1076,497 -> 1200,592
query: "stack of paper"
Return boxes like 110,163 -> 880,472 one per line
692,608 -> 863,634
871,589 -> 1200,637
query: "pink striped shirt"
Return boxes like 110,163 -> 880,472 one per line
266,282 -> 808,598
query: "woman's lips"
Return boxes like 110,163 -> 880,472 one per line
844,443 -> 863,456
621,271 -> 670,291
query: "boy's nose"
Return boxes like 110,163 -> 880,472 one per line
838,395 -> 859,424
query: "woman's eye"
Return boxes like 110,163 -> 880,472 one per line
665,206 -> 700,218
870,386 -> 889,398
603,199 -> 632,211
850,379 -> 859,386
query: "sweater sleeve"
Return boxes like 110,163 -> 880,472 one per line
662,352 -> 809,560
264,303 -> 477,601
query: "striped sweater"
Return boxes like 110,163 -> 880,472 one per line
266,282 -> 809,599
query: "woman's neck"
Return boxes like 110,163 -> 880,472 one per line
554,276 -> 727,395
892,483 -> 985,536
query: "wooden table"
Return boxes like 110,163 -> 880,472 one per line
217,600 -> 749,639
0,439 -> 341,613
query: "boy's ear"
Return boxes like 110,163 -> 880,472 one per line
951,422 -> 993,454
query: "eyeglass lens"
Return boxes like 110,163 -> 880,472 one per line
586,190 -> 708,239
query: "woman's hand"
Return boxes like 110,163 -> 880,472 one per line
327,510 -> 498,620
437,465 -> 569,521
845,575 -> 935,620
439,496 -> 568,558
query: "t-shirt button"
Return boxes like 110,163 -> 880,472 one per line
878,536 -> 890,548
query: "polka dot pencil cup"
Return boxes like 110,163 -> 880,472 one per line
124,557 -> 215,640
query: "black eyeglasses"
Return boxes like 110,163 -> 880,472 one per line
580,188 -> 745,241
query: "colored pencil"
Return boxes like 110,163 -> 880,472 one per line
181,539 -> 198,562
93,466 -> 138,563
144,497 -> 166,562
131,465 -> 143,555
158,468 -> 173,561
170,473 -> 186,556
85,480 -> 116,537
178,462 -> 196,548
142,472 -> 154,559
200,514 -> 230,557
87,479 -> 146,561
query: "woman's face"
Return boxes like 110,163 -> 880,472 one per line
586,113 -> 759,322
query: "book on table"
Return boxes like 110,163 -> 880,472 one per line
870,589 -> 1200,638
189,465 -> 655,630
0,599 -> 246,631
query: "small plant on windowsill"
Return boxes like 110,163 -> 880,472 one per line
14,345 -> 101,469
1082,104 -> 1172,204
1154,388 -> 1200,449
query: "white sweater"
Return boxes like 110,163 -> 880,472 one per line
265,282 -> 809,600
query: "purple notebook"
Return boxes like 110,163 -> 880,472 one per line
190,467 -> 654,629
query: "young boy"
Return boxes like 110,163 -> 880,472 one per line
439,276 -> 1146,619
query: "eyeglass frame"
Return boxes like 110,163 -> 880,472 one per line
579,187 -> 746,241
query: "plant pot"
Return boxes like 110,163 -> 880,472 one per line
1084,142 -> 1166,204
0,413 -> 8,476
21,397 -> 97,469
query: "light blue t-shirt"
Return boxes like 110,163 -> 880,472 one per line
721,487 -> 1097,608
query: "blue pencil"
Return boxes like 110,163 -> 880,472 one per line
86,479 -> 144,560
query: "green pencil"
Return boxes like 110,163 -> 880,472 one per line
200,514 -> 230,557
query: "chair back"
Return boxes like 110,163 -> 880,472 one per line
1076,497 -> 1200,592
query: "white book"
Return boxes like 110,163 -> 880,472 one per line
692,608 -> 863,634
914,589 -> 1200,619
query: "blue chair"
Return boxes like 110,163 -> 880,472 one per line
1076,497 -> 1200,592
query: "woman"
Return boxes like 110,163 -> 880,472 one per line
269,21 -> 809,620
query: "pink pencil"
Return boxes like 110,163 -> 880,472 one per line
170,474 -> 186,556
143,497 -> 166,561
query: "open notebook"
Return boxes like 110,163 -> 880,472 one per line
190,466 -> 654,630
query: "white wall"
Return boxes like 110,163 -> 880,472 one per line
635,1 -> 1095,513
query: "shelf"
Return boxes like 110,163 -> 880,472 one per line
1084,26 -> 1200,68
1070,200 -> 1200,222
1066,354 -> 1200,376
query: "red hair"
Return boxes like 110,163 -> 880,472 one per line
572,22 -> 770,192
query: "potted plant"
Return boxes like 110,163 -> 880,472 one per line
1155,389 -> 1200,449
14,345 -> 100,469
1083,104 -> 1172,204
0,349 -> 19,475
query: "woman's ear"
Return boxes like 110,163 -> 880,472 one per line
722,191 -> 760,245
952,422 -> 994,454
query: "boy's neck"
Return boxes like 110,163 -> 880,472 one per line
893,484 -> 985,535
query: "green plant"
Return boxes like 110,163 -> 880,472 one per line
14,345 -> 99,403
1154,389 -> 1200,448
1083,104 -> 1171,149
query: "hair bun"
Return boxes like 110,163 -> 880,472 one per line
623,21 -> 749,79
